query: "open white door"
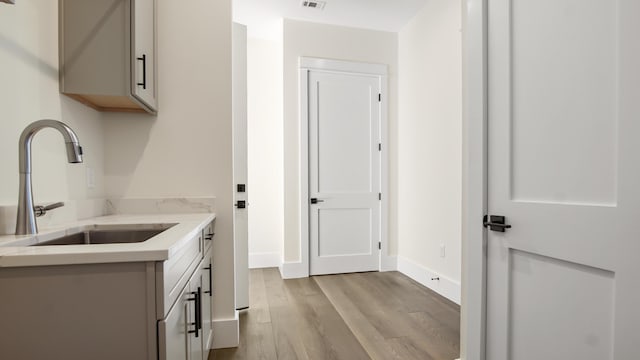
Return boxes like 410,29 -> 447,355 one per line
307,68 -> 381,276
232,22 -> 248,311
485,0 -> 640,359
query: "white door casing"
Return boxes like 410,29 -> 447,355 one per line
300,58 -> 388,276
483,1 -> 640,359
232,23 -> 249,310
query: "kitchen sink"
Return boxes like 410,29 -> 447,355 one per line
34,224 -> 177,246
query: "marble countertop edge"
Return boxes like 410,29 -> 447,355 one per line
0,213 -> 215,267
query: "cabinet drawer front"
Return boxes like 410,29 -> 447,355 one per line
203,220 -> 215,252
157,232 -> 202,317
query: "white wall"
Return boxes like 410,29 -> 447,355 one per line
101,0 -> 237,338
247,36 -> 284,268
397,0 -> 462,290
282,19 -> 398,264
0,1 -> 105,218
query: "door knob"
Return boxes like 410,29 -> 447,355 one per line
310,198 -> 325,204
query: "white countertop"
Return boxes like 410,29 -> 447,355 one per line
0,213 -> 215,267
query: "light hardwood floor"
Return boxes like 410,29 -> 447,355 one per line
210,269 -> 460,360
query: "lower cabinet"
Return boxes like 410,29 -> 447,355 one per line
0,219 -> 215,360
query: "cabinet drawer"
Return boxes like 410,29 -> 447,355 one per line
156,231 -> 202,318
202,219 -> 215,252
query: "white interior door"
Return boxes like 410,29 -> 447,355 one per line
486,1 -> 640,359
232,23 -> 249,310
308,70 -> 381,276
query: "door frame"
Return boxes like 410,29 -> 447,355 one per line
298,57 -> 393,277
462,0 -> 488,359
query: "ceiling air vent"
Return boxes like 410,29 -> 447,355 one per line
301,1 -> 326,10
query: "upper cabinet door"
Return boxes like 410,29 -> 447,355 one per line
131,0 -> 157,110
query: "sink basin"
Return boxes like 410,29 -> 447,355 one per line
34,223 -> 177,246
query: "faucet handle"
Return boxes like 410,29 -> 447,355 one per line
34,202 -> 65,217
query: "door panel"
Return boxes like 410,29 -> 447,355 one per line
309,70 -> 380,275
486,0 -> 640,358
508,250 -> 615,360
509,0 -> 618,206
316,77 -> 373,193
318,208 -> 372,256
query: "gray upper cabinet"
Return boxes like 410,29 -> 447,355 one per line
59,0 -> 157,114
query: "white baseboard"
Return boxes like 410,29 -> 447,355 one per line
397,256 -> 461,305
279,261 -> 309,279
249,252 -> 281,269
380,254 -> 398,272
212,311 -> 239,349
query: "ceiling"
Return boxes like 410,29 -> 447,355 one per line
233,0 -> 427,40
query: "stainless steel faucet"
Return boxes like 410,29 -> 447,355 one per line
15,120 -> 83,235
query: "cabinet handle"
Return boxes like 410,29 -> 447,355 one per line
196,287 -> 202,330
137,54 -> 147,89
204,263 -> 213,296
205,232 -> 214,241
187,290 -> 200,338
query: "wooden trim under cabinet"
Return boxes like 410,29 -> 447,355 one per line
65,94 -> 149,113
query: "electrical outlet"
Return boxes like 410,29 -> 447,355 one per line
440,244 -> 446,258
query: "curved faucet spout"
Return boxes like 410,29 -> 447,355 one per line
19,119 -> 83,174
15,120 -> 84,235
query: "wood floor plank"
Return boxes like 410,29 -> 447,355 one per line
283,277 -> 371,360
408,311 -> 460,356
387,336 -> 438,360
211,269 -> 461,360
245,320 -> 278,359
337,272 -> 460,360
339,273 -> 414,339
314,275 -> 405,360
263,268 -> 310,360
249,269 -> 272,324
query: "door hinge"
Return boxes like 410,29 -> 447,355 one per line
378,143 -> 382,151
378,193 -> 382,200
378,93 -> 381,102
378,242 -> 381,250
